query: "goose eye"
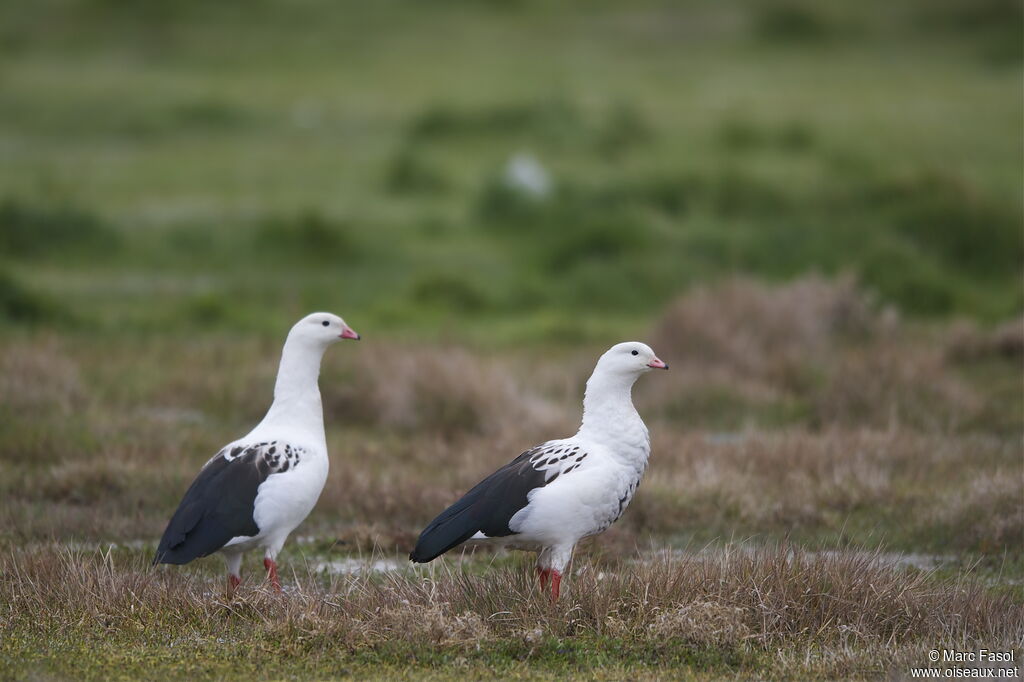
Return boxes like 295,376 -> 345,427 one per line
322,320 -> 330,327
631,350 -> 639,356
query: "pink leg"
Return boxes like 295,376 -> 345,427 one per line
228,574 -> 241,592
550,570 -> 562,601
536,567 -> 550,591
264,558 -> 281,592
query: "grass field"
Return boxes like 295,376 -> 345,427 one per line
1,0 -> 1022,679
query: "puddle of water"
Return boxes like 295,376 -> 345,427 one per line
312,558 -> 401,575
653,547 -> 958,572
64,539 -> 150,552
810,550 -> 955,571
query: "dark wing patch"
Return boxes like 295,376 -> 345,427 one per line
153,441 -> 304,565
409,442 -> 585,564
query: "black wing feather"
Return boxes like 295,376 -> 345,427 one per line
153,443 -> 292,565
409,449 -> 553,563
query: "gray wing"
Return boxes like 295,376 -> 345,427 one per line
153,441 -> 305,565
409,442 -> 588,563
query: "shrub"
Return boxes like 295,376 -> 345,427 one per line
253,209 -> 359,262
594,102 -> 654,158
777,121 -> 816,151
542,214 -> 649,272
945,317 -> 1024,362
179,293 -> 232,327
717,119 -> 767,151
406,97 -> 581,143
0,198 -> 118,258
384,147 -> 449,194
651,275 -> 879,384
710,168 -> 792,216
914,0 -> 1024,65
864,171 -> 1023,277
323,344 -> 563,438
0,268 -> 58,323
754,3 -> 834,43
718,119 -> 816,153
475,172 -> 549,226
171,98 -> 249,131
410,272 -> 488,313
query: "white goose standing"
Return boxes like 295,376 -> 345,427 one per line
410,341 -> 668,600
154,312 -> 359,591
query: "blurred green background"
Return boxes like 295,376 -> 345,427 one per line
1,0 -> 1021,342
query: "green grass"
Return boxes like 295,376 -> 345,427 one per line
0,0 -> 1020,340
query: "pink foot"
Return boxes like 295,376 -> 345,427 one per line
550,570 -> 562,601
228,574 -> 241,591
264,558 -> 281,592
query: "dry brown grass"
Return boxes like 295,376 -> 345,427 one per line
2,545 -> 1020,679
